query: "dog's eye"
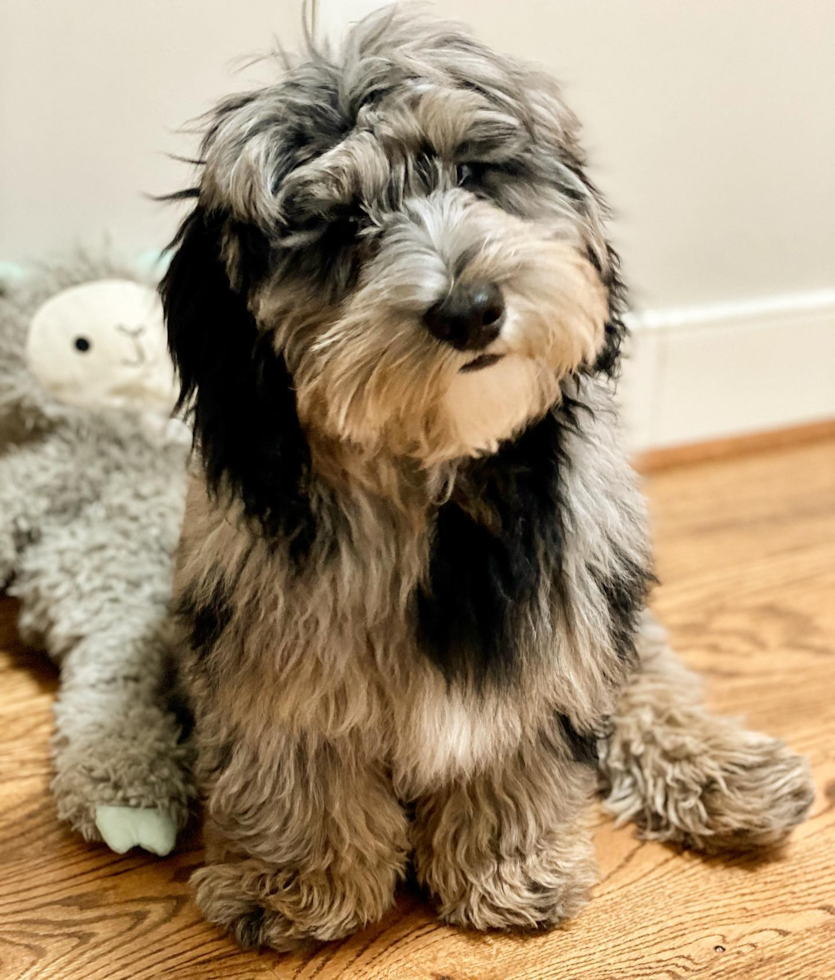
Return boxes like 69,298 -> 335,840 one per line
456,163 -> 478,187
325,215 -> 362,247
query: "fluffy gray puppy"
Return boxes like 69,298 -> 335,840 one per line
160,6 -> 814,949
0,258 -> 193,854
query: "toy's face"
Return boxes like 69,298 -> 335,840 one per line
26,279 -> 178,412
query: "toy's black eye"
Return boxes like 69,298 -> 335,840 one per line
74,336 -> 91,352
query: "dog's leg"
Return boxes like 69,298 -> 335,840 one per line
192,731 -> 409,950
411,728 -> 598,930
599,612 -> 815,852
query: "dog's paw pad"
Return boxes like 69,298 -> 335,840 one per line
95,805 -> 177,856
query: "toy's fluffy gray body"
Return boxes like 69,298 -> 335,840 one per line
0,261 -> 193,842
160,6 -> 814,948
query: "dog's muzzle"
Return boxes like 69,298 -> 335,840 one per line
423,281 -> 505,355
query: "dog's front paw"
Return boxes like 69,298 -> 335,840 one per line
696,735 -> 815,852
192,858 -> 398,951
602,717 -> 815,853
429,841 -> 596,932
192,864 -> 303,951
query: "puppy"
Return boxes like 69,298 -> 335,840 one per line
160,6 -> 814,950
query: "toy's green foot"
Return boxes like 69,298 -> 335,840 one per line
95,805 -> 177,856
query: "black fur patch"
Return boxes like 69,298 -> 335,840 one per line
555,714 -> 599,767
594,245 -> 628,379
417,398 -> 650,691
157,645 -> 195,742
417,407 -> 569,688
174,572 -> 233,673
592,545 -> 656,667
160,207 -> 316,557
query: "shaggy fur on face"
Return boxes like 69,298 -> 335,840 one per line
161,5 -> 815,950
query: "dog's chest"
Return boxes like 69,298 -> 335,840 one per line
181,380 -> 651,762
388,679 -> 529,791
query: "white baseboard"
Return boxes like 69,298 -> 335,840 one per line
617,290 -> 835,453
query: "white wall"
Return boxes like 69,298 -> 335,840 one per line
0,0 -> 306,263
3,1 -> 833,448
3,0 -> 832,303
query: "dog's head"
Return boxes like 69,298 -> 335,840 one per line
161,6 -> 625,527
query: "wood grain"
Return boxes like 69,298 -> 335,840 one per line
634,417 -> 835,474
1,438 -> 833,980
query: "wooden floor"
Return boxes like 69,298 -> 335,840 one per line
1,438 -> 834,980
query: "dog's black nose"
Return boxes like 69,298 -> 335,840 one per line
423,282 -> 505,352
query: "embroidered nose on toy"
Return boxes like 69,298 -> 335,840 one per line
423,281 -> 505,352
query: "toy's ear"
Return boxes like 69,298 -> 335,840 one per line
160,206 -> 315,556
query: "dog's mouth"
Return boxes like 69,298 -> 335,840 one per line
459,353 -> 504,373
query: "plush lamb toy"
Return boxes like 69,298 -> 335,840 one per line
0,257 -> 193,856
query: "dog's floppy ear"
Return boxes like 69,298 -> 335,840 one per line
592,242 -> 628,378
160,206 -> 316,556
515,71 -> 629,378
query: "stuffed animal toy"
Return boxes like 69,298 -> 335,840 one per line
0,256 -> 193,856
